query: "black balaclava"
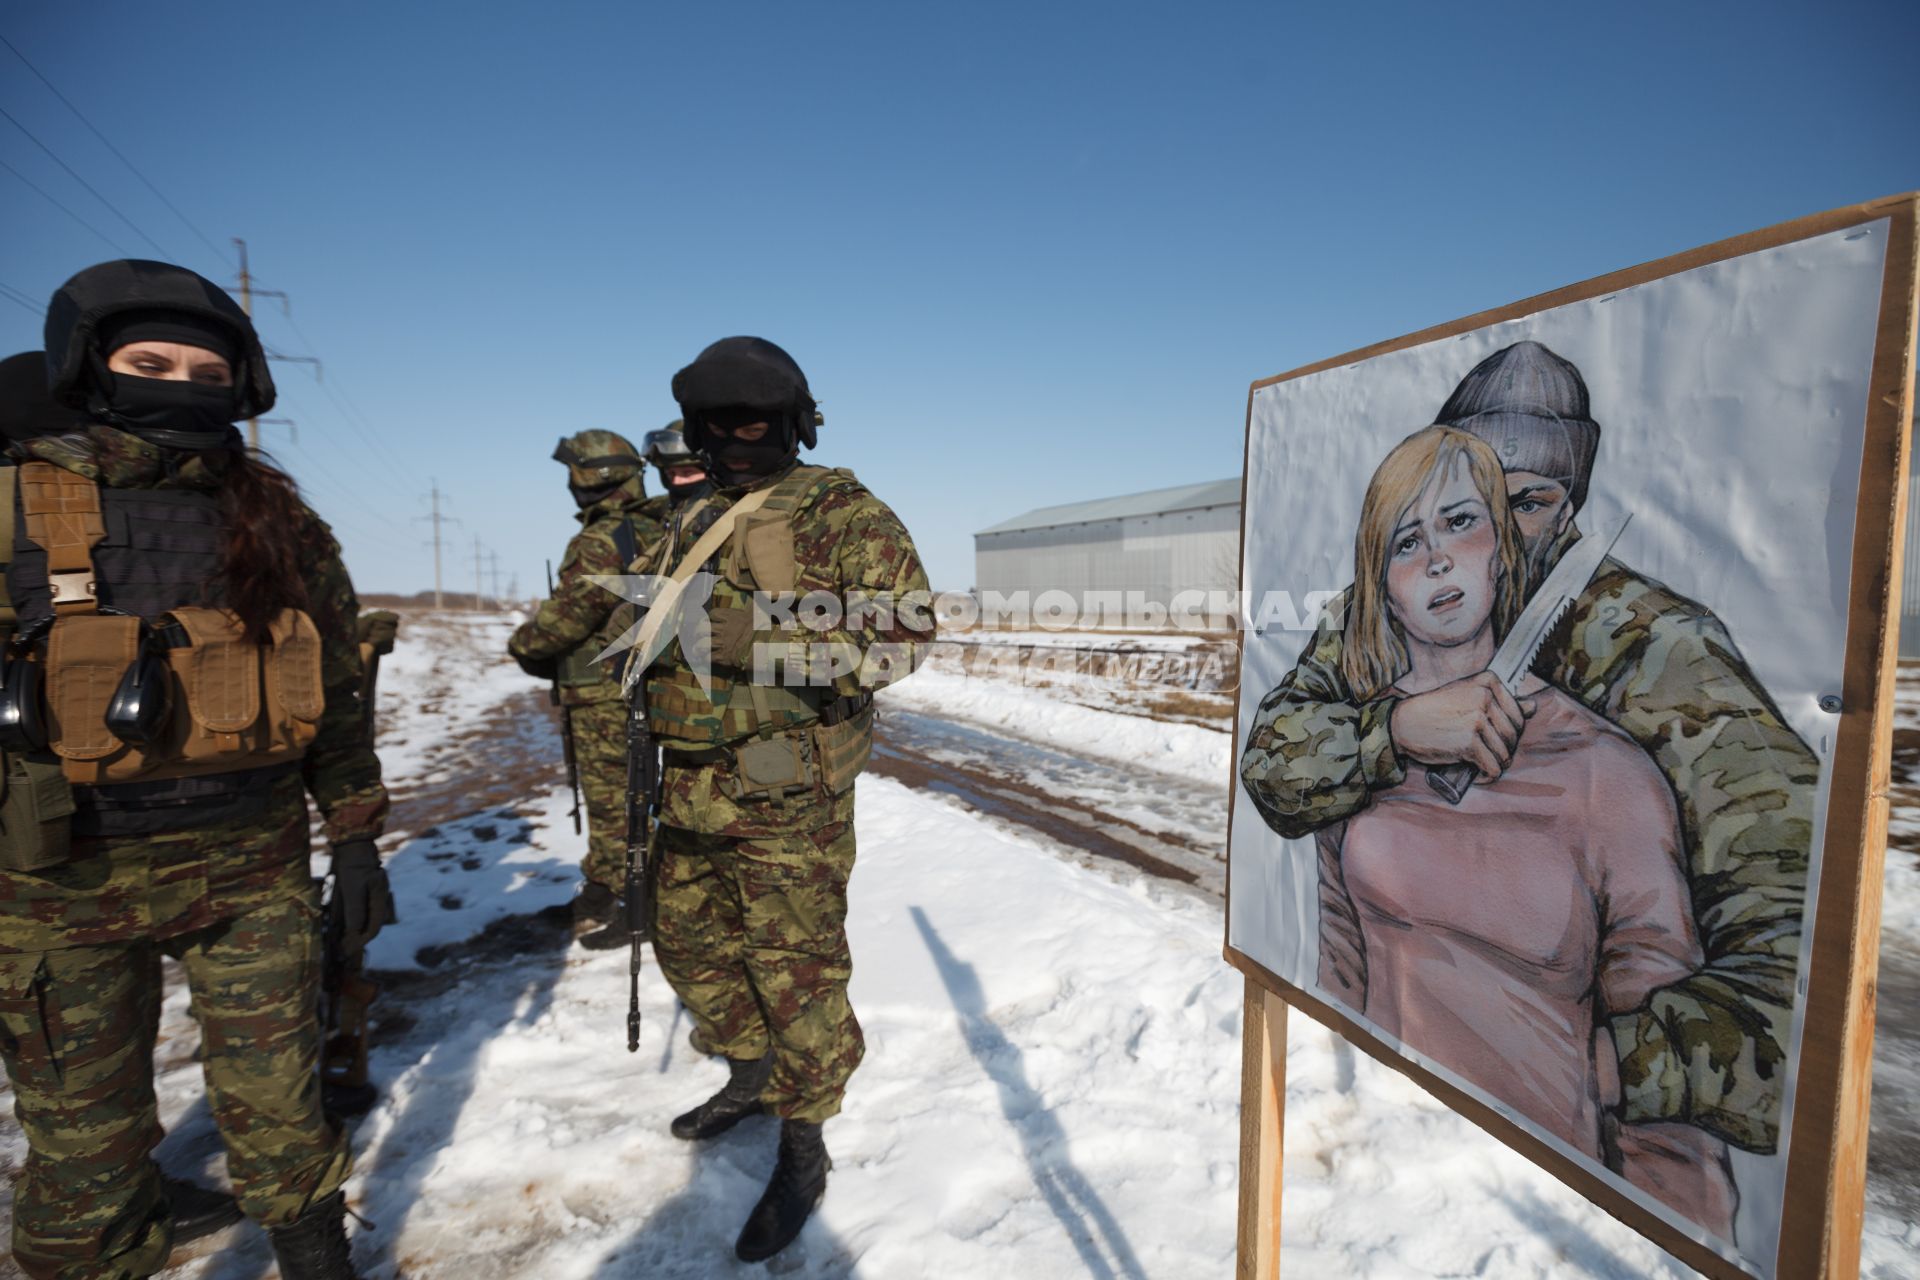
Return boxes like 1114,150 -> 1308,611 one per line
91,310 -> 244,450
670,337 -> 816,490
0,350 -> 86,445
569,478 -> 624,509
665,470 -> 713,508
688,415 -> 795,489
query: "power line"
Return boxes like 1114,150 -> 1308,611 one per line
0,102 -> 175,260
270,393 -> 414,535
0,283 -> 41,319
0,34 -> 234,271
0,156 -> 133,255
272,308 -> 416,485
415,480 -> 458,610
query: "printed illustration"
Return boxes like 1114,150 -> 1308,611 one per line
1237,340 -> 1820,1252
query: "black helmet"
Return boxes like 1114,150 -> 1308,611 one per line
0,350 -> 85,445
670,337 -> 819,450
43,259 -> 275,421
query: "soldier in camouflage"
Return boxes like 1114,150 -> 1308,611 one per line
0,260 -> 391,1280
639,419 -> 711,520
638,337 -> 932,1263
507,431 -> 664,935
1238,340 -> 1814,1157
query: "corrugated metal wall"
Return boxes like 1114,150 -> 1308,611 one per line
974,503 -> 1239,608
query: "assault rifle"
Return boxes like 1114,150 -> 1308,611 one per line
623,678 -> 659,1053
320,609 -> 400,1117
613,515 -> 658,1053
546,559 -> 584,835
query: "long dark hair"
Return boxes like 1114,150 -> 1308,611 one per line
217,449 -> 311,643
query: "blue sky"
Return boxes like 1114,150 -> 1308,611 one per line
2,1 -> 1915,594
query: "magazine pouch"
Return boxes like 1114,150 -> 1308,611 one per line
0,753 -> 75,872
811,699 -> 872,795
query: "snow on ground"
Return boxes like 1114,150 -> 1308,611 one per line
0,608 -> 1908,1277
878,668 -> 1231,787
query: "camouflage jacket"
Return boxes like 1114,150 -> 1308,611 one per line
645,464 -> 934,837
507,477 -> 664,705
1239,535 -> 1815,1153
0,426 -> 388,948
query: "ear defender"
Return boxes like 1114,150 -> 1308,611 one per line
0,638 -> 48,753
103,624 -> 173,747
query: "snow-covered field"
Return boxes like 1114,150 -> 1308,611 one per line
0,609 -> 1911,1278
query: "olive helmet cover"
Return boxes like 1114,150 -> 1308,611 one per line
551,428 -> 644,488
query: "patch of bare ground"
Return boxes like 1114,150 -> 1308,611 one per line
868,721 -> 1207,887
383,688 -> 566,837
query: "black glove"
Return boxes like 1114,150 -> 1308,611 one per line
330,840 -> 396,956
511,650 -> 559,681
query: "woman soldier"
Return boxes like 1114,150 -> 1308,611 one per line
0,260 -> 392,1280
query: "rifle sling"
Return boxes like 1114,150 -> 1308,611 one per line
624,483 -> 776,683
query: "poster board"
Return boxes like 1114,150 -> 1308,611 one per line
1224,194 -> 1919,1280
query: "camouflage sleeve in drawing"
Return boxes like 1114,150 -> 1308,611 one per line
1570,567 -> 1816,1154
296,510 -> 389,844
1237,587 -> 1405,839
507,521 -> 629,662
758,480 -> 936,693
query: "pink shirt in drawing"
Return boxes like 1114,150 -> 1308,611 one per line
1316,687 -> 1737,1237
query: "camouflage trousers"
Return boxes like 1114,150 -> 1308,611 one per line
652,818 -> 863,1123
0,893 -> 349,1280
572,698 -> 631,893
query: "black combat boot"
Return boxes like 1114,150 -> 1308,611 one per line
576,910 -> 632,951
161,1172 -> 243,1243
671,1055 -> 772,1140
266,1191 -> 362,1280
571,881 -> 618,928
735,1119 -> 831,1263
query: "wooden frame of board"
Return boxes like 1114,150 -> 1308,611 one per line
1224,192 -> 1920,1280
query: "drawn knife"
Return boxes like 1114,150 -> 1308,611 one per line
1427,513 -> 1630,804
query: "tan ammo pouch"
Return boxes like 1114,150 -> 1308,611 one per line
0,753 -> 76,872
720,466 -> 851,595
18,464 -> 325,784
44,606 -> 324,784
811,701 -> 873,794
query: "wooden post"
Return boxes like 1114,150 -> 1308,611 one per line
1236,977 -> 1288,1280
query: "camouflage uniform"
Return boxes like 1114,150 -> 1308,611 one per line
0,426 -> 388,1280
507,471 -> 663,892
646,464 -> 932,1123
1239,528 -> 1814,1154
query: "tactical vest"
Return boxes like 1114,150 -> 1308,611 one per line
645,465 -> 855,749
3,463 -> 320,835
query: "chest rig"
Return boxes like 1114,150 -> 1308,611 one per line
0,462 -> 322,833
643,466 -> 872,794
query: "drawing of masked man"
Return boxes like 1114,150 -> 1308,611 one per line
1239,340 -> 1816,1157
